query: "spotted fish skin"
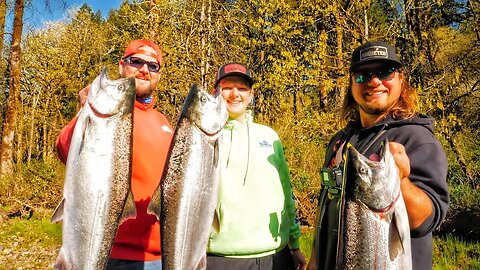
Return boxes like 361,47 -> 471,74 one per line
51,68 -> 137,270
148,84 -> 228,270
342,140 -> 412,270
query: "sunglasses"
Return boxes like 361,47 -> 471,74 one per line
123,56 -> 161,73
353,66 -> 397,83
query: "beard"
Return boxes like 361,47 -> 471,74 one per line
358,99 -> 398,117
358,103 -> 386,115
134,78 -> 156,98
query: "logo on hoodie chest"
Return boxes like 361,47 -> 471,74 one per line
259,140 -> 273,148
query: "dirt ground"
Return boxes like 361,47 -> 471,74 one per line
0,232 -> 58,269
0,207 -> 478,269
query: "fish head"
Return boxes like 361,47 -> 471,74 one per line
347,140 -> 401,211
87,68 -> 136,117
182,84 -> 228,137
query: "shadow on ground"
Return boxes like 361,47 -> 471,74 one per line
434,208 -> 480,242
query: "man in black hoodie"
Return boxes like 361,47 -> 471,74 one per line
307,40 -> 449,270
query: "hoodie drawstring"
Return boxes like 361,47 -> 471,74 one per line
243,121 -> 251,185
224,114 -> 252,186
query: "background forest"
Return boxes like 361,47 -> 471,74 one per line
0,0 -> 479,268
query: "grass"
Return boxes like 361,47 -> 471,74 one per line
433,235 -> 480,270
298,226 -> 480,269
0,212 -> 61,269
299,227 -> 315,260
1,210 -> 478,269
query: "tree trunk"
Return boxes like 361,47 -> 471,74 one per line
27,94 -> 40,164
0,0 -> 6,59
0,0 -> 24,176
42,96 -> 51,161
0,0 -> 7,129
319,83 -> 327,112
200,0 -> 212,90
335,2 -> 344,71
149,0 -> 159,40
15,96 -> 24,172
467,0 -> 480,41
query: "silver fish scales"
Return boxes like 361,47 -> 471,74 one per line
148,84 -> 228,270
51,68 -> 137,270
341,140 -> 412,270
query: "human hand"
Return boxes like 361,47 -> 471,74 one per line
79,84 -> 91,106
388,142 -> 410,180
291,249 -> 306,270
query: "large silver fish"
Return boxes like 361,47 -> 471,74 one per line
51,68 -> 137,270
148,84 -> 227,270
341,140 -> 412,270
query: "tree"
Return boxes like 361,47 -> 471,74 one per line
0,0 -> 6,62
0,0 -> 24,176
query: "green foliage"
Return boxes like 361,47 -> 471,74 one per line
449,183 -> 480,213
433,235 -> 480,269
0,217 -> 62,247
0,1 -> 477,259
299,227 -> 314,260
274,108 -> 341,194
0,160 -> 64,208
0,215 -> 62,269
299,228 -> 480,268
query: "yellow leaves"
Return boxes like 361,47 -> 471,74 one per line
437,113 -> 462,136
421,31 -> 429,39
451,67 -> 462,86
436,99 -> 445,111
447,113 -> 460,127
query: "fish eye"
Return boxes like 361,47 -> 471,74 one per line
200,94 -> 207,103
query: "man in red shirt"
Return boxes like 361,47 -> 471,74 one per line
56,39 -> 173,269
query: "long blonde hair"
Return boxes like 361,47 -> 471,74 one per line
340,70 -> 419,123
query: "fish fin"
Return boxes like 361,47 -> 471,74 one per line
212,211 -> 220,233
54,247 -> 72,270
120,190 -> 137,223
388,215 -> 403,260
147,184 -> 161,220
50,198 -> 65,223
389,206 -> 410,260
194,253 -> 207,270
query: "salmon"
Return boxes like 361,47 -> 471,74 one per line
51,68 -> 137,270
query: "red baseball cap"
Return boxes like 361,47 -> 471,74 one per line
122,39 -> 163,64
214,62 -> 254,88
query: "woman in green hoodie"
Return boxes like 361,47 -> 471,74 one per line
206,63 -> 306,270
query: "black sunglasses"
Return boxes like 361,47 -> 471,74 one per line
123,56 -> 161,73
353,66 -> 397,83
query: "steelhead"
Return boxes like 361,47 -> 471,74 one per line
51,68 -> 137,270
148,84 -> 227,270
341,140 -> 412,270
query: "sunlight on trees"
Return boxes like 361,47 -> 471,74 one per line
0,0 -> 477,224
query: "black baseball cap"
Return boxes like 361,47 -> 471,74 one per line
214,62 -> 254,88
349,40 -> 403,72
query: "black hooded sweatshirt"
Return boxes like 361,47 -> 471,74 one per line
316,114 -> 449,270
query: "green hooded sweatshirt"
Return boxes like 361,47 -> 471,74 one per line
207,111 -> 301,258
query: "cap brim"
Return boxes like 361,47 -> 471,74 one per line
350,59 -> 402,72
215,72 -> 254,87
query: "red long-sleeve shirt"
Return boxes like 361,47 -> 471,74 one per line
56,100 -> 173,261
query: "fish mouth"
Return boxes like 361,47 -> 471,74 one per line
196,121 -> 226,137
88,102 -> 115,118
364,192 -> 401,213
